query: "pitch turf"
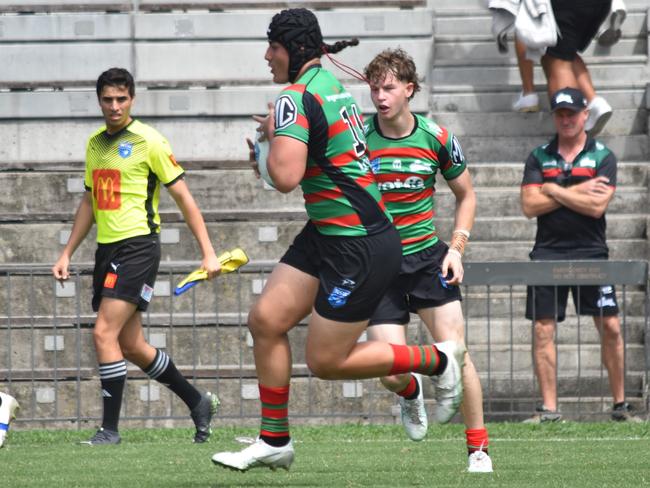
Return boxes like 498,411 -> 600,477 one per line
3,422 -> 650,487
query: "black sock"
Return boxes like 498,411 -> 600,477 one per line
433,349 -> 449,376
260,435 -> 291,447
99,360 -> 127,432
144,349 -> 202,410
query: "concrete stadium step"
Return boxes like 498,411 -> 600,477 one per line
0,169 -> 646,221
431,87 -> 647,113
1,212 -> 646,263
433,9 -> 648,40
2,315 -> 644,373
435,40 -> 647,65
2,120 -> 648,167
432,0 -> 650,11
432,63 -> 649,89
0,83 -> 429,119
0,376 -> 399,426
2,335 -> 645,387
433,109 -> 646,136
0,0 -> 426,14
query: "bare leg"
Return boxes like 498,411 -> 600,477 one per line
515,36 -> 536,95
533,319 -> 558,411
594,315 -> 625,404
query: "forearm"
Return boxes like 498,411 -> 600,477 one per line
521,187 -> 562,218
61,194 -> 94,258
177,195 -> 216,258
548,185 -> 609,218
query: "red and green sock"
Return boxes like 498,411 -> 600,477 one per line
388,344 -> 447,376
396,375 -> 419,401
259,384 -> 290,447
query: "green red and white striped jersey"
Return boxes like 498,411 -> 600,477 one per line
273,66 -> 392,237
365,113 -> 467,255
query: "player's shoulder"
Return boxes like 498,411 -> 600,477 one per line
415,114 -> 450,144
363,115 -> 378,137
127,119 -> 164,141
87,125 -> 107,144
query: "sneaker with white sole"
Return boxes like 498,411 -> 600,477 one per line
512,92 -> 540,112
0,392 -> 20,448
585,96 -> 612,136
80,427 -> 121,446
191,391 -> 220,443
597,6 -> 626,47
430,341 -> 465,423
468,450 -> 493,473
398,374 -> 428,441
212,437 -> 295,472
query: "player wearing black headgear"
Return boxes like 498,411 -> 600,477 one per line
266,8 -> 359,83
212,7 -> 464,474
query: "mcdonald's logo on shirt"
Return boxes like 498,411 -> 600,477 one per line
93,169 -> 121,210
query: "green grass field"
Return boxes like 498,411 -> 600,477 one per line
3,423 -> 650,487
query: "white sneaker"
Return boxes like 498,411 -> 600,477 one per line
512,92 -> 540,112
0,392 -> 20,448
597,4 -> 626,47
468,450 -> 493,473
398,374 -> 428,441
585,96 -> 612,136
430,341 -> 465,423
212,437 -> 294,472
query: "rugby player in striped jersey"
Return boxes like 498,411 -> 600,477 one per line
363,49 -> 492,473
211,9 -> 465,472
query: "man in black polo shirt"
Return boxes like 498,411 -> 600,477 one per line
520,87 -> 640,423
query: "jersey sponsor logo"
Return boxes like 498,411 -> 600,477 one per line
275,95 -> 298,130
450,136 -> 465,167
103,272 -> 118,289
110,262 -> 120,272
579,157 -> 596,168
140,284 -> 154,303
392,159 -> 402,170
118,142 -> 133,158
369,157 -> 381,174
377,176 -> 425,192
542,160 -> 558,168
328,286 -> 352,308
597,296 -> 617,308
596,142 -> 605,150
409,160 -> 431,173
169,154 -> 179,167
93,169 -> 121,210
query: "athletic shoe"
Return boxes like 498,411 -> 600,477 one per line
430,341 -> 465,423
512,92 -> 540,113
398,374 -> 428,441
0,392 -> 20,448
597,4 -> 626,47
611,402 -> 644,423
522,405 -> 562,424
211,437 -> 295,472
80,427 -> 121,445
585,96 -> 612,136
468,450 -> 493,473
191,391 -> 220,443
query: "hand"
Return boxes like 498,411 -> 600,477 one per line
201,253 -> 221,280
252,102 -> 276,143
245,137 -> 261,179
571,176 -> 611,196
540,182 -> 560,197
441,251 -> 464,286
52,254 -> 70,285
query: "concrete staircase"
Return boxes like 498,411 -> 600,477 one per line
0,0 -> 648,424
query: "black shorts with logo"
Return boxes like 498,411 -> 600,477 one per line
280,221 -> 402,322
546,0 -> 611,61
92,234 -> 161,312
525,247 -> 619,322
368,240 -> 463,326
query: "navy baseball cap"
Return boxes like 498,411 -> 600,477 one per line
550,87 -> 587,112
